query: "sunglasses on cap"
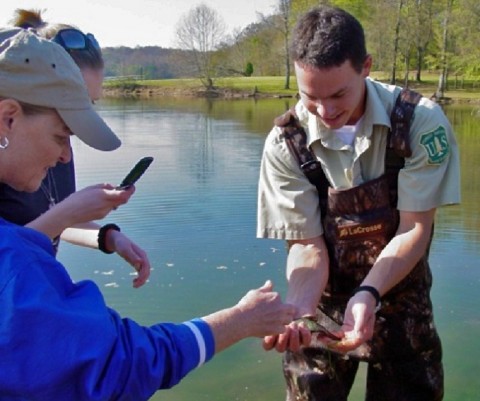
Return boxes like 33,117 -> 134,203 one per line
52,28 -> 100,52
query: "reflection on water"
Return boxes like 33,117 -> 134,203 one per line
58,98 -> 480,401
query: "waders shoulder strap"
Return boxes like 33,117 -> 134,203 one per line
385,89 -> 422,193
274,109 -> 328,199
388,88 -> 422,158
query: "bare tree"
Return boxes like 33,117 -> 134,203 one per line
278,0 -> 292,89
436,0 -> 454,99
175,3 -> 226,88
258,1 -> 291,88
390,0 -> 406,84
413,0 -> 434,82
398,0 -> 417,86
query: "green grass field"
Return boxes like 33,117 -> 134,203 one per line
104,73 -> 480,101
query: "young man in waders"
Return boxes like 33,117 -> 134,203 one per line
256,5 -> 460,401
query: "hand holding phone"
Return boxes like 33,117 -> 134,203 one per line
117,156 -> 154,189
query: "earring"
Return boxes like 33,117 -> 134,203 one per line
0,136 -> 9,149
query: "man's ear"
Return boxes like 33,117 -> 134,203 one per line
362,55 -> 373,77
0,99 -> 22,131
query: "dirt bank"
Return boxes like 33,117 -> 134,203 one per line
102,85 -> 295,99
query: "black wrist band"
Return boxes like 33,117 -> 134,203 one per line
98,223 -> 120,254
352,285 -> 381,308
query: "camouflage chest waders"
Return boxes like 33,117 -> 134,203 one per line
276,89 -> 443,401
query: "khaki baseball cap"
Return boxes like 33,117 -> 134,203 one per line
0,28 -> 120,151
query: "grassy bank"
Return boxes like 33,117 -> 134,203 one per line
103,74 -> 480,103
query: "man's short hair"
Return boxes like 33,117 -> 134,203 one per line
290,5 -> 367,73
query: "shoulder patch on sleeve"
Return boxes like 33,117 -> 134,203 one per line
419,126 -> 450,164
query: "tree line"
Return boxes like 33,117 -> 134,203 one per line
103,0 -> 480,95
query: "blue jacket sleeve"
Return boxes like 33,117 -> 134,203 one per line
0,223 -> 215,401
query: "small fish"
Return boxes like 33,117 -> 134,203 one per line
294,316 -> 371,359
293,317 -> 341,341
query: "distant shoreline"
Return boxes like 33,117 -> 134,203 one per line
102,85 -> 297,100
102,82 -> 480,104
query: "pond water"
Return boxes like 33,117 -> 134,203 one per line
58,97 -> 480,401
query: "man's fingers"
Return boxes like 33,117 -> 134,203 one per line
262,335 -> 277,351
298,325 -> 313,347
274,328 -> 291,353
287,324 -> 301,352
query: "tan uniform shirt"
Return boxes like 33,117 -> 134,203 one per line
257,78 -> 461,240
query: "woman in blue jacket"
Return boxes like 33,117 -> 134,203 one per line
0,28 -> 296,401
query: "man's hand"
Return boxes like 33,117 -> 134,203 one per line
262,320 -> 312,353
329,290 -> 377,353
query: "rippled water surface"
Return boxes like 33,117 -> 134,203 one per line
58,98 -> 480,401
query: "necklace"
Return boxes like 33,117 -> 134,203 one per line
40,168 -> 61,251
40,169 -> 59,209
